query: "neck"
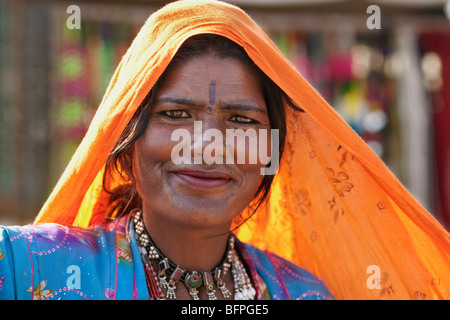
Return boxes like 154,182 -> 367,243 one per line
141,207 -> 232,272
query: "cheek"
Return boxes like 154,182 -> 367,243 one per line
133,125 -> 176,187
227,130 -> 272,172
230,163 -> 262,217
238,163 -> 261,186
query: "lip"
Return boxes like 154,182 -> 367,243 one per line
171,170 -> 233,189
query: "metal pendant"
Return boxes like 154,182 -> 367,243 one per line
202,271 -> 217,300
158,258 -> 170,289
218,283 -> 231,298
166,282 -> 177,299
214,267 -> 231,298
164,266 -> 185,300
188,288 -> 200,300
185,271 -> 202,300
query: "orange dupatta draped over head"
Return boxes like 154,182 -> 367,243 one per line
34,0 -> 450,299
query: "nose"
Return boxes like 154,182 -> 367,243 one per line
191,115 -> 227,165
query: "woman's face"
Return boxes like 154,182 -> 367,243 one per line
133,55 -> 271,230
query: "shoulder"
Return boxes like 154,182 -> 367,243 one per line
0,222 -> 115,299
1,222 -> 109,256
240,241 -> 333,300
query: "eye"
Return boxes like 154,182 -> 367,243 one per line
161,110 -> 191,119
229,115 -> 258,124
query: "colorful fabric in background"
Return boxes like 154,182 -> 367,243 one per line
30,0 -> 449,300
52,19 -> 137,179
420,32 -> 450,232
0,0 -> 12,194
269,30 -> 397,163
0,1 -> 53,223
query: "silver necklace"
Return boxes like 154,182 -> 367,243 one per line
133,210 -> 256,300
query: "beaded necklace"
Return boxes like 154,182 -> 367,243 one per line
133,210 -> 256,300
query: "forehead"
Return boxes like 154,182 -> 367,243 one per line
156,56 -> 264,103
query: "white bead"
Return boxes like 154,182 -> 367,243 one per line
248,287 -> 256,298
235,291 -> 243,300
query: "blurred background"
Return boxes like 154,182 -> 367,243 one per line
0,0 -> 449,230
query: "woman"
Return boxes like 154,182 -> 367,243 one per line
1,0 -> 449,300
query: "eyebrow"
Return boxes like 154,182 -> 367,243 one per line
154,97 -> 267,114
154,97 -> 202,108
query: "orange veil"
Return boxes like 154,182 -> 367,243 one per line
34,0 -> 450,299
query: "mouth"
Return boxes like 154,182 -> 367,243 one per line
171,169 -> 233,189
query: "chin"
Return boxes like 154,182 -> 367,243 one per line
170,195 -> 239,228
